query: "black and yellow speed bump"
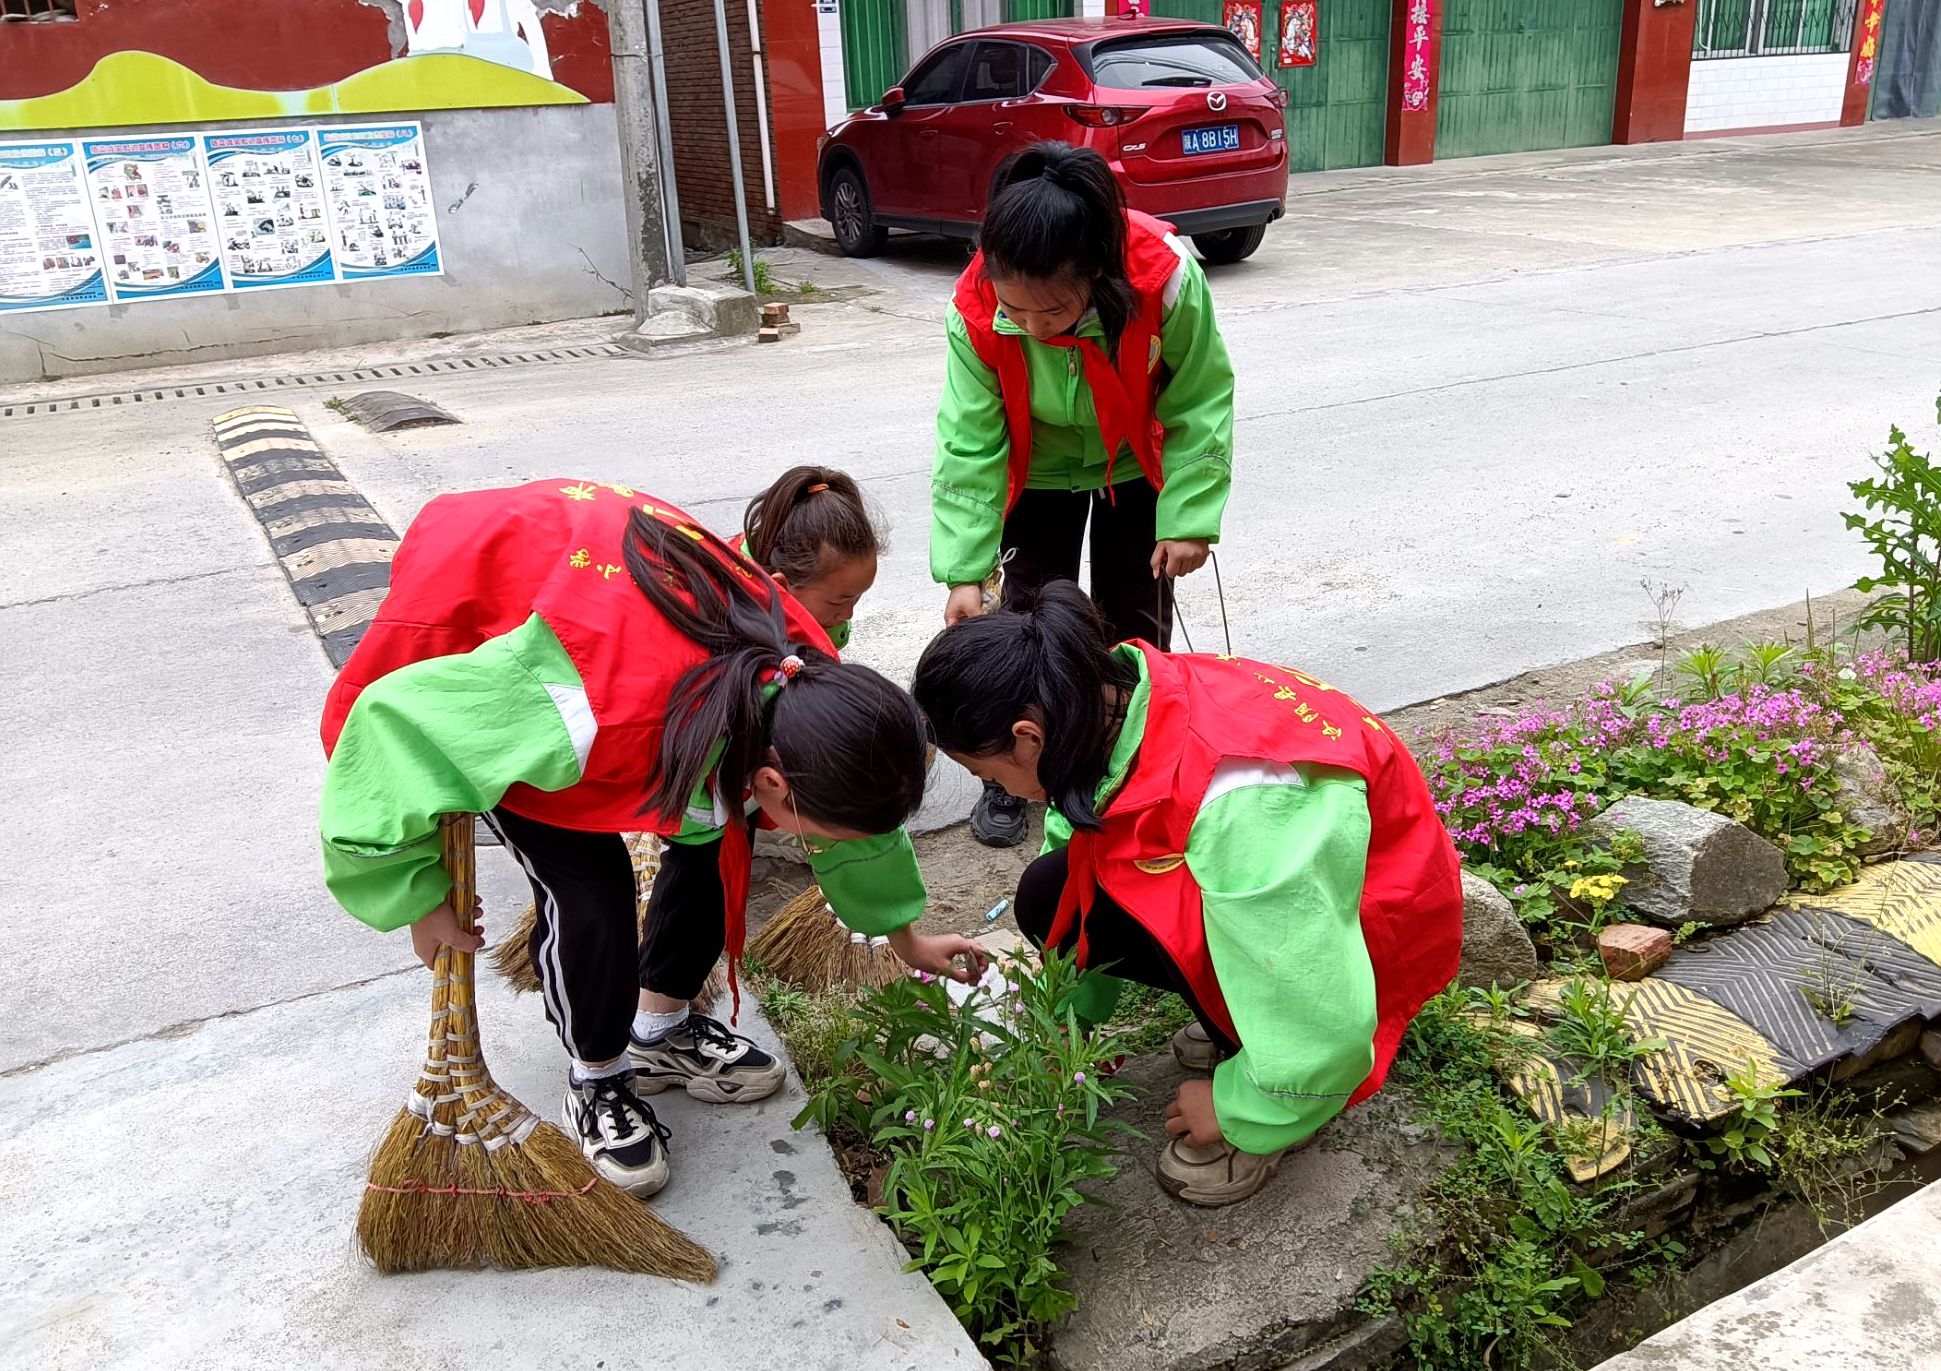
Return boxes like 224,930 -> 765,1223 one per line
212,405 -> 397,667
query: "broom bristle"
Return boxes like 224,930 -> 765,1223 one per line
508,1121 -> 719,1280
747,886 -> 850,989
488,903 -> 543,994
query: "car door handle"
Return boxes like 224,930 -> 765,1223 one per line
993,121 -> 1011,135
920,127 -> 940,139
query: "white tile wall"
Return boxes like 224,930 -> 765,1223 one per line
1080,0 -> 1108,18
817,3 -> 848,135
1684,52 -> 1850,133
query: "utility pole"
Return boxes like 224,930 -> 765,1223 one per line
606,0 -> 670,324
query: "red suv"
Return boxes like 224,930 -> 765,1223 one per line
817,16 -> 1289,265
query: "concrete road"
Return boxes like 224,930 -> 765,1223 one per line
2,120 -> 1940,1369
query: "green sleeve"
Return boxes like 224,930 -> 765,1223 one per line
320,614 -> 587,931
807,828 -> 926,936
930,305 -> 1011,588
1188,765 -> 1375,1156
1152,254 -> 1234,545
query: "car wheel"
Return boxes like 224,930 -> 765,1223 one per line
1191,223 -> 1268,266
829,166 -> 887,258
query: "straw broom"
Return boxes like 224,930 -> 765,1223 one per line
746,885 -> 903,992
357,814 -> 717,1280
491,834 -> 728,1011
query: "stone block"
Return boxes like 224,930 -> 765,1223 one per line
1599,923 -> 1672,981
1586,796 -> 1788,927
1832,741 -> 1913,857
1923,1028 -> 1941,1071
1457,870 -> 1541,990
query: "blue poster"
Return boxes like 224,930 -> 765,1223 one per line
81,135 -> 225,302
317,123 -> 443,282
0,141 -> 108,314
203,128 -> 336,291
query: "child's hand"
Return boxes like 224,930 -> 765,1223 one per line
944,583 -> 986,626
888,926 -> 989,984
1163,1078 -> 1222,1147
1151,539 -> 1211,580
409,898 -> 485,969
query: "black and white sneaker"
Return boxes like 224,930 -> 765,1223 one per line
561,1070 -> 672,1198
629,1013 -> 787,1104
971,780 -> 1028,848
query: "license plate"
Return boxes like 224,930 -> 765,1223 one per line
1181,123 -> 1241,156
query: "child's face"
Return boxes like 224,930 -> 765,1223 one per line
992,272 -> 1091,342
945,720 -> 1046,803
781,551 -> 876,637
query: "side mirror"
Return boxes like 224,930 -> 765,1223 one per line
883,86 -> 907,115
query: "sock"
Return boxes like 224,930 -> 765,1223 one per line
632,1004 -> 690,1044
570,1057 -> 631,1088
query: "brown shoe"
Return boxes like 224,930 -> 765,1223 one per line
1171,1022 -> 1222,1075
1156,1136 -> 1288,1207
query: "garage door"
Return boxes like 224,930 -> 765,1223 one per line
1435,0 -> 1625,159
1149,0 -> 1390,170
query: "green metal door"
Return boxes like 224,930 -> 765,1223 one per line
1001,0 -> 1074,22
1147,0 -> 1390,171
1436,0 -> 1624,159
841,0 -> 907,111
1280,0 -> 1390,171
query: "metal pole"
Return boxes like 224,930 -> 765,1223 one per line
643,0 -> 688,286
713,0 -> 758,296
745,0 -> 779,212
605,0 -> 670,323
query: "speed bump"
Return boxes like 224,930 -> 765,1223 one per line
212,405 -> 396,666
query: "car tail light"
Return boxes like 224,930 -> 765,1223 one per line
1268,87 -> 1290,110
1063,104 -> 1144,129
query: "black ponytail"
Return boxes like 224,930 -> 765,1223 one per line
742,465 -> 880,587
912,580 -> 1139,830
625,510 -> 928,835
981,142 -> 1134,358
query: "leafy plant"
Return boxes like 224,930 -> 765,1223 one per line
1673,644 -> 1731,702
1363,992 -> 1682,1370
1696,1062 -> 1801,1172
1547,979 -> 1665,1088
799,951 -> 1135,1365
725,248 -> 777,295
1845,392 -> 1941,662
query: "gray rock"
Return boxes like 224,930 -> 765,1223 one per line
1457,870 -> 1541,990
1831,741 -> 1911,858
1050,1053 -> 1452,1371
1586,796 -> 1788,927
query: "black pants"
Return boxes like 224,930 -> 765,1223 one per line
1014,846 -> 1238,1056
488,808 -> 729,1065
1002,479 -> 1174,649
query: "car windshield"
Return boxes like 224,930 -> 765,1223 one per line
1087,33 -> 1262,89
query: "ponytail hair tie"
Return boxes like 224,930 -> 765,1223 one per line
778,654 -> 805,682
807,483 -> 830,494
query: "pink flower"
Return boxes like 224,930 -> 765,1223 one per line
1074,1071 -> 1087,1084
905,1110 -> 917,1122
923,1118 -> 934,1130
987,1124 -> 1002,1139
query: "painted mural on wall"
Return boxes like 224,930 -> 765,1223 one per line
0,0 -> 614,134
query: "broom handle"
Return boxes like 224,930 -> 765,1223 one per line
440,814 -> 478,936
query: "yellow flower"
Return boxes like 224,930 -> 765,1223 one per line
1568,874 -> 1628,904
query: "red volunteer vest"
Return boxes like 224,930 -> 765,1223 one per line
319,480 -> 836,1012
1050,646 -> 1464,1107
953,210 -> 1183,516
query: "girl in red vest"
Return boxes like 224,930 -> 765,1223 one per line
913,584 -> 1463,1208
932,142 -> 1236,848
320,476 -> 984,1199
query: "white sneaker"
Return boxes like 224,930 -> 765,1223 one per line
629,1013 -> 787,1104
560,1071 -> 672,1197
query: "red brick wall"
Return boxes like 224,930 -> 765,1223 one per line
663,0 -> 785,247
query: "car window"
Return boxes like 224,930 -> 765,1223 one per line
963,41 -> 1030,102
1086,33 -> 1262,89
1026,47 -> 1055,90
903,44 -> 969,105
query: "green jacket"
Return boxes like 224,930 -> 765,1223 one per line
930,242 -> 1237,588
1046,647 -> 1377,1156
320,613 -> 921,934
